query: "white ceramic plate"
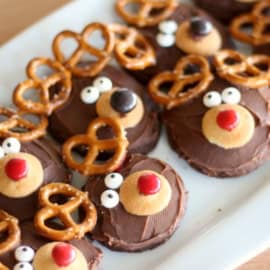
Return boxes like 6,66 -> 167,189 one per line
1,0 -> 270,269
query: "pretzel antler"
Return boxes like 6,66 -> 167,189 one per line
148,55 -> 214,109
116,0 -> 178,27
230,0 -> 270,46
13,57 -> 71,116
53,22 -> 115,77
214,49 -> 270,88
0,210 -> 20,255
63,117 -> 129,176
109,23 -> 156,70
0,107 -> 48,141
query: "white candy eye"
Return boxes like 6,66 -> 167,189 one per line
104,173 -> 123,189
93,77 -> 113,93
203,91 -> 222,108
101,190 -> 119,209
222,87 -> 241,104
156,33 -> 175,47
0,146 -> 4,159
13,262 -> 33,270
80,86 -> 100,104
2,137 -> 21,154
158,20 -> 178,35
15,245 -> 35,262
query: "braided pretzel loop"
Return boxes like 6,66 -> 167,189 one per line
148,55 -> 214,109
109,23 -> 156,70
230,0 -> 270,46
0,210 -> 20,256
53,22 -> 115,77
34,183 -> 97,241
63,117 -> 129,176
116,0 -> 178,27
0,107 -> 47,141
214,49 -> 270,88
13,58 -> 71,116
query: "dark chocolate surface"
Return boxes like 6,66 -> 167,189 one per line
49,65 -> 160,155
0,138 -> 71,221
85,154 -> 186,252
0,221 -> 102,270
128,3 -> 235,83
163,77 -> 270,177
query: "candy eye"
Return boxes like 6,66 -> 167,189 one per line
158,20 -> 178,35
101,190 -> 119,209
80,86 -> 100,104
15,245 -> 35,262
156,33 -> 175,47
93,77 -> 113,93
222,87 -> 241,105
13,262 -> 33,270
2,137 -> 21,154
104,173 -> 123,189
203,91 -> 222,108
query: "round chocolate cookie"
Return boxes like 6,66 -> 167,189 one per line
0,138 -> 71,221
49,65 -> 160,155
163,77 -> 270,177
85,154 -> 186,252
128,3 -> 235,83
0,221 -> 102,270
193,0 -> 257,23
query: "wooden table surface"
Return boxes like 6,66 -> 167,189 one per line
0,0 -> 268,269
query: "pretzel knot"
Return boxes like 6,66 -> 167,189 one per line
230,0 -> 270,46
53,22 -> 115,77
0,210 -> 20,255
63,117 -> 129,176
109,23 -> 156,70
116,0 -> 178,27
0,107 -> 48,141
13,58 -> 71,116
214,49 -> 270,88
34,183 -> 97,241
148,55 -> 214,109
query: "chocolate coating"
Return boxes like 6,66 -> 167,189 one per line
0,138 -> 71,221
49,65 -> 160,155
254,44 -> 270,55
128,3 -> 235,83
193,0 -> 256,23
0,222 -> 102,270
85,154 -> 186,252
163,77 -> 270,177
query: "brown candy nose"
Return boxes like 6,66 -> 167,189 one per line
216,109 -> 239,131
5,158 -> 29,181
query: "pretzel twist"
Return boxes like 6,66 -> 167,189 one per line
13,58 -> 71,116
0,210 -> 20,256
0,107 -> 48,141
214,49 -> 270,88
148,55 -> 214,109
63,117 -> 128,176
230,0 -> 270,46
116,0 -> 178,27
53,22 -> 115,77
109,23 -> 156,70
34,183 -> 97,241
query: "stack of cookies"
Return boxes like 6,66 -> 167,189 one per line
0,0 -> 270,269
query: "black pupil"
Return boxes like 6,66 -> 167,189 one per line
20,264 -> 24,268
7,143 -> 11,147
108,194 -> 113,199
87,89 -> 91,93
22,247 -> 27,252
228,91 -> 232,95
208,94 -> 212,99
111,174 -> 115,178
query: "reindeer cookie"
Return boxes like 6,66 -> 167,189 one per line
0,213 -> 102,270
155,51 -> 270,177
115,0 -> 235,83
85,154 -> 186,252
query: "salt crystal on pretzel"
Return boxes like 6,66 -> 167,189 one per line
116,0 -> 178,27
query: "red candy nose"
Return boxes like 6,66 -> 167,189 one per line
52,243 -> 76,267
138,174 -> 161,195
5,158 -> 28,181
216,109 -> 239,131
